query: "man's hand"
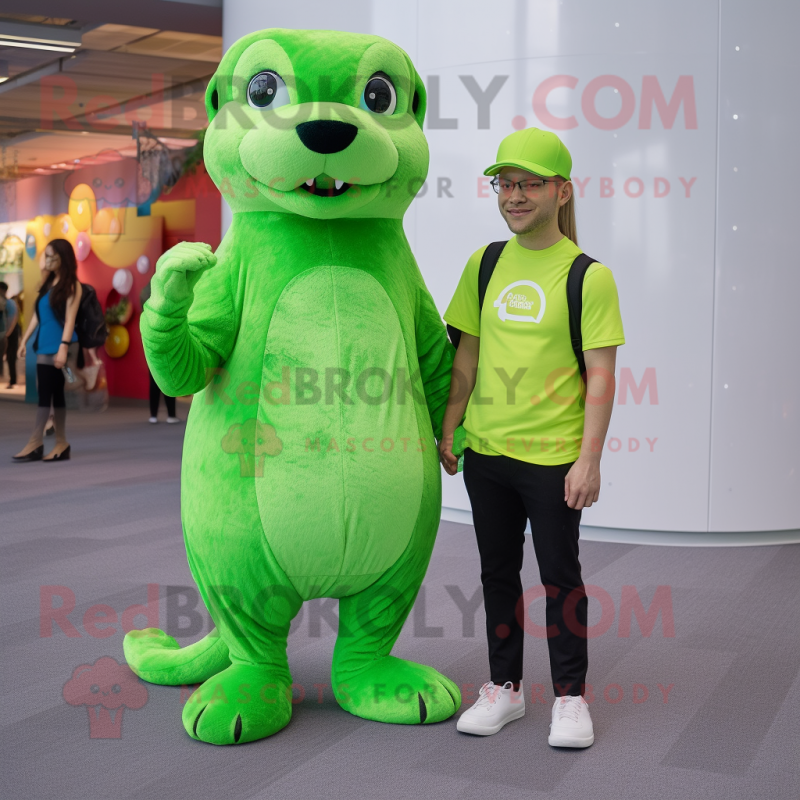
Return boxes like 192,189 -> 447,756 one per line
438,433 -> 459,476
565,455 -> 601,509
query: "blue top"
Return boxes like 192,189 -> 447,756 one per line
36,290 -> 77,355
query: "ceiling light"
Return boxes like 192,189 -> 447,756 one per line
0,59 -> 7,83
0,19 -> 81,52
0,40 -> 75,53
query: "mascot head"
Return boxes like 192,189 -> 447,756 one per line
204,29 -> 428,220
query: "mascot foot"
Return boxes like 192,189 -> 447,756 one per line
334,656 -> 461,725
124,628 -> 231,685
182,664 -> 292,745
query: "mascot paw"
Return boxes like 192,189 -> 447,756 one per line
182,664 -> 292,745
334,656 -> 461,724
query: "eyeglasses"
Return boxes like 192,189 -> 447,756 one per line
490,176 -> 563,196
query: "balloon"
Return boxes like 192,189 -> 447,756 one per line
75,232 -> 92,262
43,222 -> 51,236
68,184 -> 97,232
136,255 -> 150,275
93,207 -> 122,241
54,214 -> 77,246
25,233 -> 37,259
105,325 -> 130,358
112,268 -> 133,295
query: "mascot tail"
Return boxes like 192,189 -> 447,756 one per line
123,627 -> 231,686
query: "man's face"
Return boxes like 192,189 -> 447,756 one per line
497,166 -> 568,236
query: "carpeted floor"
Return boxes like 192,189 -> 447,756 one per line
1,400 -> 798,800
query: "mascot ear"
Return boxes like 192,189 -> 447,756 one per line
410,69 -> 426,128
205,76 -> 220,124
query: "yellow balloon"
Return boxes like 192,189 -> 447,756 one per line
105,324 -> 130,358
54,213 -> 78,247
93,207 -> 122,242
69,184 -> 97,232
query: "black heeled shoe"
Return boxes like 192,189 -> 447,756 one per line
43,445 -> 71,462
12,445 -> 44,462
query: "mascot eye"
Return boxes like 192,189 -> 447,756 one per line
112,684 -> 121,694
360,73 -> 397,115
90,684 -> 100,694
247,71 -> 290,110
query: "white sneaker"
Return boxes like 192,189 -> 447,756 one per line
148,417 -> 158,424
166,416 -> 181,424
548,695 -> 594,748
456,681 -> 525,735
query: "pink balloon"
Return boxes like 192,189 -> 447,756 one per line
75,232 -> 92,262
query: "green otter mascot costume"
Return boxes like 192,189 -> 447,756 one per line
123,28 -> 461,744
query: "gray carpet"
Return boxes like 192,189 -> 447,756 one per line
1,400 -> 798,800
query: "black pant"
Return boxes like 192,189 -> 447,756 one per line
37,362 -> 65,408
149,372 -> 175,417
463,447 -> 588,697
5,325 -> 20,384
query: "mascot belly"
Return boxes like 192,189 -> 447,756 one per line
257,265 -> 426,597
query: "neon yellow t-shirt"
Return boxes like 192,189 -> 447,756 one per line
444,235 -> 625,465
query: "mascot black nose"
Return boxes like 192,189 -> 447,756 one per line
296,120 -> 358,154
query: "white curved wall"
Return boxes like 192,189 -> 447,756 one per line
223,0 -> 799,534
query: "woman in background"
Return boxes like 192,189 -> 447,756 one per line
12,239 -> 82,462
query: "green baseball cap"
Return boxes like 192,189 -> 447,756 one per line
484,127 -> 572,180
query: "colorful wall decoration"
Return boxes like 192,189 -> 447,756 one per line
0,221 -> 26,299
21,161 -> 220,401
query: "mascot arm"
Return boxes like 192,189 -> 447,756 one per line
141,240 -> 237,398
415,287 -> 455,442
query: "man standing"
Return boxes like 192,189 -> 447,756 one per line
0,281 -> 19,388
439,128 -> 625,747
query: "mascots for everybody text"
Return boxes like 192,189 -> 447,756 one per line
123,28 -> 459,744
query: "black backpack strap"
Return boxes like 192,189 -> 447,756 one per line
566,253 -> 597,381
478,240 -> 508,310
446,240 -> 508,349
445,323 -> 462,349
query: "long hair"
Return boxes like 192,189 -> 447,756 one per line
558,191 -> 578,247
39,238 -> 79,320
